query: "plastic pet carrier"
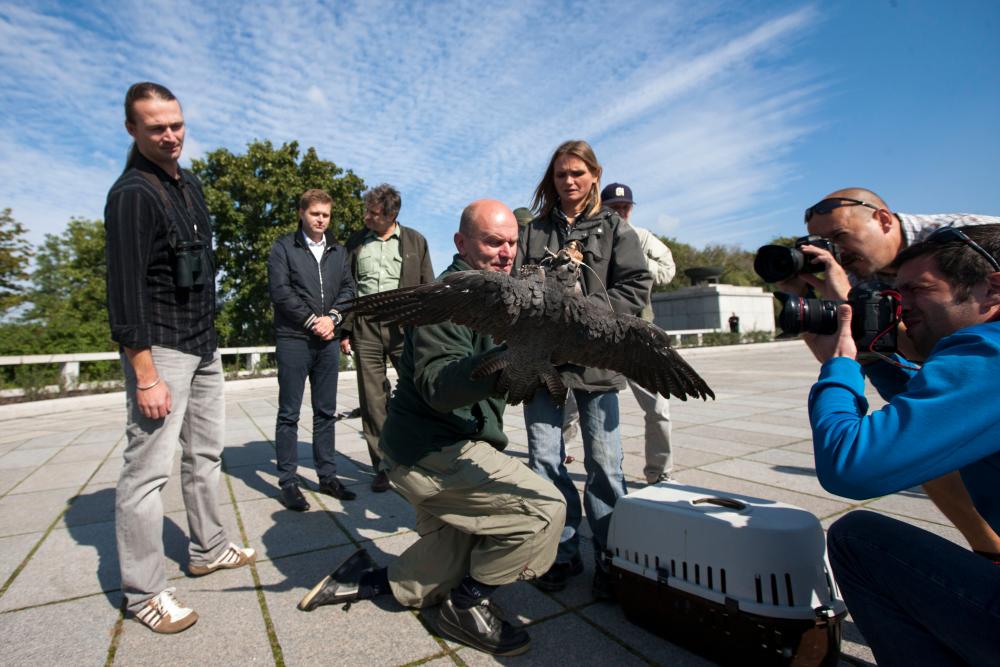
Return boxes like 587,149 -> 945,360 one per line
606,482 -> 846,666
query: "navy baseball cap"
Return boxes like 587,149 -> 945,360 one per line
601,183 -> 635,205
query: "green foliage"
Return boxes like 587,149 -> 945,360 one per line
699,331 -> 742,347
191,140 -> 366,346
0,208 -> 32,315
682,330 -> 774,348
19,218 -> 113,353
0,217 -> 111,358
659,236 -> 763,291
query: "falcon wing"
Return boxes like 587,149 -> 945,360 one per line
553,296 -> 715,401
349,270 -> 541,343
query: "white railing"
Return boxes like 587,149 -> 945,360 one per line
0,331 -> 718,397
0,346 -> 277,394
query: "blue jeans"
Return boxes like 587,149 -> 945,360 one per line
275,336 -> 340,487
827,510 -> 1000,666
525,388 -> 626,565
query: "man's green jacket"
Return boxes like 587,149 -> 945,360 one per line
379,255 -> 507,466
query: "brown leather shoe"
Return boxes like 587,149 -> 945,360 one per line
371,470 -> 391,493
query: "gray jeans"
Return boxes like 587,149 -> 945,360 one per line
117,346 -> 229,612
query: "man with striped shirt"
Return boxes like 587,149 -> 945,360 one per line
105,82 -> 253,635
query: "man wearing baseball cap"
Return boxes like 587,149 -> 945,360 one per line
601,183 -> 678,484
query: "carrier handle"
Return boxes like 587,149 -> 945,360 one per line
692,497 -> 748,511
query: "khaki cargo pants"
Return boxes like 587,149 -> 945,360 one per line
386,440 -> 567,608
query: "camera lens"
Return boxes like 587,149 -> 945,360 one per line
754,245 -> 806,283
774,292 -> 840,335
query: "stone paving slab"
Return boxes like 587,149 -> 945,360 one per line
0,520 -> 119,612
257,547 -> 446,667
0,593 -> 120,665
0,467 -> 32,496
0,532 -> 39,584
0,446 -> 61,470
579,601 -> 718,666
0,341 -> 960,666
0,487 -> 71,536
14,459 -> 104,494
115,566 -> 272,666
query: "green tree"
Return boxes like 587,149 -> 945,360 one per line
191,140 -> 366,345
0,208 -> 32,315
21,217 -> 112,352
658,237 -> 764,291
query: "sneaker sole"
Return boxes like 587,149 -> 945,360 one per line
436,612 -> 531,656
297,574 -> 334,611
297,574 -> 361,611
188,551 -> 256,577
137,609 -> 199,634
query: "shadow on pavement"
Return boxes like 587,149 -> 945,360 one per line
64,487 -> 188,609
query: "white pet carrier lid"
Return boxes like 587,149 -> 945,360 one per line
608,482 -> 847,620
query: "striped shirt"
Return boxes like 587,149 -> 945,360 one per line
898,212 -> 1000,245
104,152 -> 217,355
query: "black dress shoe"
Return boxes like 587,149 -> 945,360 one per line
318,478 -> 357,501
371,470 -> 391,493
279,484 -> 310,511
534,556 -> 584,592
436,598 -> 530,656
298,548 -> 377,611
592,566 -> 614,601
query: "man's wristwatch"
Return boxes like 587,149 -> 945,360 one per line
328,309 -> 342,326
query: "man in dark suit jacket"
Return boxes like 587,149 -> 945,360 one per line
268,189 -> 357,511
340,184 -> 434,491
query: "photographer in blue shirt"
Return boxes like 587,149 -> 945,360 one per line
806,224 -> 1000,666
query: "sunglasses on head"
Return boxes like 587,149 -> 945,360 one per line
924,225 -> 1000,272
804,197 -> 879,222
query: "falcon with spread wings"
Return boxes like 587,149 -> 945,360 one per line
349,249 -> 714,406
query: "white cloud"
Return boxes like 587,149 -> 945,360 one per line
0,0 -> 826,271
305,85 -> 328,109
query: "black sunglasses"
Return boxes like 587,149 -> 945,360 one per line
924,225 -> 1000,272
804,197 -> 879,222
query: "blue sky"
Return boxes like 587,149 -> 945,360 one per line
1,0 -> 998,273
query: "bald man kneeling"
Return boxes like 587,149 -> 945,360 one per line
297,200 -> 566,657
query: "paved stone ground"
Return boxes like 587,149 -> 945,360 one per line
0,341 -> 963,666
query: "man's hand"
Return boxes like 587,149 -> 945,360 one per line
137,380 -> 172,420
803,304 -> 856,363
311,316 -> 336,341
340,338 -> 352,355
797,244 -> 852,300
124,346 -> 172,420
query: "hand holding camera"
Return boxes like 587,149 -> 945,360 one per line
755,235 -> 852,300
755,233 -> 914,365
802,304 -> 857,363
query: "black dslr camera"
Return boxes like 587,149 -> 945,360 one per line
174,240 -> 208,289
774,286 -> 902,354
754,235 -> 842,283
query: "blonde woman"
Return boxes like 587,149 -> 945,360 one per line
516,140 -> 651,597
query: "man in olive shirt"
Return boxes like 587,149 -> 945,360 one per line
299,200 -> 566,657
341,184 -> 434,491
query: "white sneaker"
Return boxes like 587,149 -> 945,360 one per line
189,542 -> 256,576
135,587 -> 198,634
646,473 -> 676,485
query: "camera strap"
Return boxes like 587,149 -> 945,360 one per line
138,170 -> 199,249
